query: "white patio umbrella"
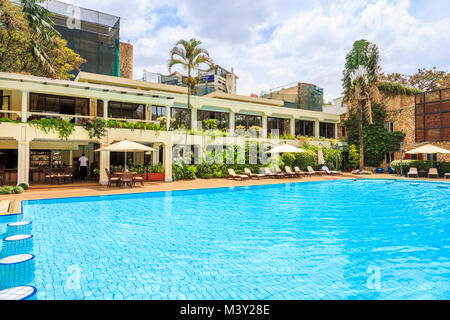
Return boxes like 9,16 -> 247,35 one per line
267,143 -> 306,154
405,144 -> 450,154
317,145 -> 325,165
95,139 -> 156,171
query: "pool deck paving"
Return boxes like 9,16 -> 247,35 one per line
0,173 -> 448,203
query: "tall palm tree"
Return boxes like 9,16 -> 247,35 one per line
168,38 -> 214,161
342,39 -> 380,169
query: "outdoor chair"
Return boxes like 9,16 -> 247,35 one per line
244,168 -> 265,180
294,167 -> 306,177
105,168 -> 121,188
43,167 -> 54,184
407,167 -> 419,178
227,168 -> 249,181
262,167 -> 277,178
306,166 -> 320,176
284,166 -> 298,178
275,168 -> 288,178
321,166 -> 341,175
64,167 -> 74,183
120,172 -> 134,188
133,173 -> 145,186
445,173 -> 450,180
428,168 -> 439,178
0,168 -> 4,186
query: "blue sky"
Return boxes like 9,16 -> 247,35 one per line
64,0 -> 449,100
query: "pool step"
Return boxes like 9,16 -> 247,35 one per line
0,254 -> 36,290
6,221 -> 32,235
1,235 -> 34,258
0,285 -> 37,300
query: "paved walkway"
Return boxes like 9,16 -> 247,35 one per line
0,173 -> 448,201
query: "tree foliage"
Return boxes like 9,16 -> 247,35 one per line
0,0 -> 85,79
379,67 -> 449,92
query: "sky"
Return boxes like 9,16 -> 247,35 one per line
62,0 -> 449,101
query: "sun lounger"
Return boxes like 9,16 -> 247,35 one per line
294,167 -> 306,177
445,173 -> 450,179
321,166 -> 341,175
244,168 -> 265,180
262,167 -> 277,178
407,167 -> 418,178
275,167 -> 288,178
227,168 -> 249,180
307,166 -> 322,176
428,168 -> 439,178
284,166 -> 299,178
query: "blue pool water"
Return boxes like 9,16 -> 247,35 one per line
1,179 -> 449,300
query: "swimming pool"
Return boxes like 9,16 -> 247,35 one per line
2,179 -> 450,299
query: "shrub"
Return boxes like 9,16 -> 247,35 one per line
13,186 -> 24,194
17,183 -> 29,190
348,144 -> 360,169
293,151 -> 318,170
0,186 -> 14,194
281,153 -> 295,168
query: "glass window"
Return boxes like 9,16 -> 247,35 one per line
267,117 -> 290,136
29,93 -> 89,118
108,101 -> 145,120
295,120 -> 315,136
198,110 -> 229,130
426,153 -> 437,161
171,107 -> 191,129
385,152 -> 395,164
385,121 -> 394,132
319,122 -> 335,138
235,114 -> 262,130
151,106 -> 166,121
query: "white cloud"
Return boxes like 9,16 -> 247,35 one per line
64,0 -> 450,99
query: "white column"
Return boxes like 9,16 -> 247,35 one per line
21,91 -> 29,123
103,100 -> 109,120
190,108 -> 197,131
262,114 -> 268,130
334,122 -> 338,139
315,120 -> 320,138
99,142 -> 110,185
290,117 -> 296,136
166,105 -> 171,130
17,141 -> 30,185
164,144 -> 173,182
229,111 -> 235,134
69,150 -> 73,167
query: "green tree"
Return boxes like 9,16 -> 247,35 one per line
342,39 -> 380,169
379,67 -> 449,92
348,144 -> 360,169
168,38 -> 214,158
0,0 -> 85,79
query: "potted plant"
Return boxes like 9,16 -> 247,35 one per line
92,168 -> 100,181
148,163 -> 164,181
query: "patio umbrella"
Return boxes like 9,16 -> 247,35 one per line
317,145 -> 325,165
405,144 -> 450,154
267,143 -> 306,154
95,139 -> 156,171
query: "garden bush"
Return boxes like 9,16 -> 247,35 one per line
13,186 -> 24,194
280,153 -> 295,169
293,151 -> 318,171
17,183 -> 29,190
0,186 -> 15,194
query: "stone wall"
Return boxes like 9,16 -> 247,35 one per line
119,42 -> 133,79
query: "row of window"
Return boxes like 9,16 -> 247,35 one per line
26,93 -> 336,137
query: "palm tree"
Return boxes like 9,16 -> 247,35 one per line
168,38 -> 214,161
18,0 -> 60,76
342,40 -> 380,169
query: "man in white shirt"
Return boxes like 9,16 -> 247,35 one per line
79,153 -> 89,180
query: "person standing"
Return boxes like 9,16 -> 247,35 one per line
79,153 -> 89,180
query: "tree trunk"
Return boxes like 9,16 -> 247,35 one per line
358,102 -> 364,169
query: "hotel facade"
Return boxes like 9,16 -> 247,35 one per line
0,72 -> 341,186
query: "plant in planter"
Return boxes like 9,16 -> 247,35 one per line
81,118 -> 107,139
92,168 -> 100,181
148,163 -> 164,181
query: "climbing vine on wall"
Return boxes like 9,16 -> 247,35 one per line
344,103 -> 405,167
29,118 -> 75,140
